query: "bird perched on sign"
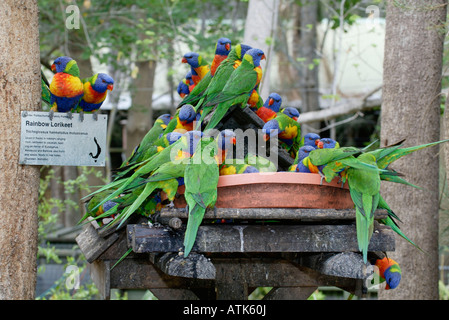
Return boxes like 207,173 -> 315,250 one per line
78,73 -> 114,121
49,56 -> 84,120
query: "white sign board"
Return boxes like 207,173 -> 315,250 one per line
19,111 -> 107,167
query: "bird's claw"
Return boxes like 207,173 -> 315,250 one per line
48,110 -> 54,121
67,111 -> 73,120
79,111 -> 84,122
318,171 -> 326,185
167,200 -> 175,208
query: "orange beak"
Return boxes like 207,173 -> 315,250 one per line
261,54 -> 266,60
292,116 -> 298,121
317,141 -> 324,149
182,57 -> 187,63
51,64 -> 56,72
231,137 -> 236,145
225,43 -> 231,51
107,84 -> 114,91
268,98 -> 274,106
263,134 -> 270,142
180,93 -> 186,98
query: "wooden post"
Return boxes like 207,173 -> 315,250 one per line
0,0 -> 41,300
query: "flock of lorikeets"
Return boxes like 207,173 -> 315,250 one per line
40,37 -> 449,291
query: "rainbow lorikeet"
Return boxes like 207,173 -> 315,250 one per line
317,137 -> 340,149
246,82 -> 264,111
308,145 -> 381,185
183,130 -> 236,257
177,79 -> 190,98
41,70 -> 51,107
78,73 -> 114,121
346,152 -> 381,263
374,257 -> 402,290
292,145 -> 317,173
256,92 -> 282,123
181,52 -> 210,89
203,48 -> 266,131
49,56 -> 84,120
297,133 -> 321,158
121,114 -> 172,167
113,131 -> 183,182
90,131 -> 204,229
244,153 -> 277,172
281,107 -> 300,121
178,37 -> 232,108
87,131 -> 204,215
162,104 -> 198,136
80,189 -> 119,224
219,163 -> 259,175
367,138 -> 449,170
194,44 -> 253,129
173,104 -> 198,133
262,112 -> 301,157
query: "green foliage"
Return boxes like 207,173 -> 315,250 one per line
439,281 -> 449,300
37,166 -> 106,300
38,0 -> 247,73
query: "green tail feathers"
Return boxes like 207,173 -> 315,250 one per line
183,204 -> 206,257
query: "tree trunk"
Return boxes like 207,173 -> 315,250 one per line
379,0 -> 446,300
0,0 -> 41,299
125,60 -> 156,158
294,0 -> 320,131
243,0 -> 279,99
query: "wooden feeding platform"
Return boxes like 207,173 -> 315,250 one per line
76,173 -> 396,300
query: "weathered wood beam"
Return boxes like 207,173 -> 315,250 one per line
150,252 -> 216,280
128,223 -> 395,254
159,207 -> 388,221
76,224 -> 120,263
263,287 -> 318,300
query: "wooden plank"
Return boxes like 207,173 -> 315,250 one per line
151,252 -> 216,280
263,287 -> 318,300
129,223 -> 395,254
75,223 -> 120,263
89,260 -> 111,300
89,255 -> 369,298
160,207 -> 388,221
108,258 -> 214,290
299,252 -> 372,280
149,289 -> 199,300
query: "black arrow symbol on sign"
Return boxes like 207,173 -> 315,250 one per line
89,137 -> 101,162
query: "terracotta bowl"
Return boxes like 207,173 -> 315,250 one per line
164,172 -> 354,210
